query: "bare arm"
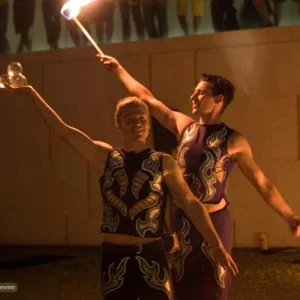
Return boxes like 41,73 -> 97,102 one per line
1,85 -> 111,170
162,154 -> 239,274
98,54 -> 194,135
230,132 -> 300,237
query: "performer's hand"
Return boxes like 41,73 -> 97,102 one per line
97,54 -> 120,72
213,246 -> 239,276
287,215 -> 300,238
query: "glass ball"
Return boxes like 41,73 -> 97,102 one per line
0,81 -> 5,89
9,74 -> 27,88
7,62 -> 23,77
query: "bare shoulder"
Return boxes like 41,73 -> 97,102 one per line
94,140 -> 113,151
173,111 -> 194,135
162,153 -> 177,176
94,140 -> 112,160
91,141 -> 112,172
147,95 -> 194,135
162,152 -> 174,165
227,131 -> 251,157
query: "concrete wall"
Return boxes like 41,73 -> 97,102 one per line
1,24 -> 300,247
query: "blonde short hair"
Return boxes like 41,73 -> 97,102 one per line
114,96 -> 149,124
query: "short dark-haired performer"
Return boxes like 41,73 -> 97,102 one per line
98,54 -> 300,300
1,83 -> 238,300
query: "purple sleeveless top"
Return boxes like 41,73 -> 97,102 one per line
177,122 -> 236,205
99,147 -> 167,238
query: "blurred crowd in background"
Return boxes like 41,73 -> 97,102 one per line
0,0 -> 300,54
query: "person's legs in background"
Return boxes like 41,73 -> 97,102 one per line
272,0 -> 284,26
14,0 -> 36,52
252,0 -> 274,26
103,0 -> 116,43
66,20 -> 81,46
42,0 -> 61,49
130,0 -> 145,40
177,0 -> 188,35
192,0 -> 205,33
142,0 -> 158,38
0,1 -> 10,54
211,0 -> 239,31
211,0 -> 224,31
223,0 -> 240,30
154,0 -> 168,37
95,0 -> 115,43
119,0 -> 131,41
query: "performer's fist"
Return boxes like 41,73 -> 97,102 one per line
97,54 -> 120,72
287,215 -> 300,238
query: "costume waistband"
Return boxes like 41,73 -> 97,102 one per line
102,239 -> 165,255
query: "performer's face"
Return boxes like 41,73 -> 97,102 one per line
117,103 -> 150,143
190,81 -> 218,115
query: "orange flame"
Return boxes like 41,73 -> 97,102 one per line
61,0 -> 95,20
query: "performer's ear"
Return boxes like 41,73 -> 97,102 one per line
115,121 -> 121,131
215,94 -> 223,104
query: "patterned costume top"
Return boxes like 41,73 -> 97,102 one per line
177,122 -> 236,205
99,147 -> 167,238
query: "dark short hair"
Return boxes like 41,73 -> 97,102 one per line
199,73 -> 235,114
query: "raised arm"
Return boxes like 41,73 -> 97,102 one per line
162,153 -> 239,275
229,132 -> 300,238
97,54 -> 193,135
1,85 -> 111,170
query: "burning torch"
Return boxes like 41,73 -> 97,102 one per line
61,0 -> 104,56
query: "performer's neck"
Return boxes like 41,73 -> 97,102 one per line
122,141 -> 148,153
198,112 -> 222,125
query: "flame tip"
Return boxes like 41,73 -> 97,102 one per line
60,0 -> 96,19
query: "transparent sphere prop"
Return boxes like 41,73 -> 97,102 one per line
1,62 -> 28,88
9,74 -> 27,88
7,62 -> 23,77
